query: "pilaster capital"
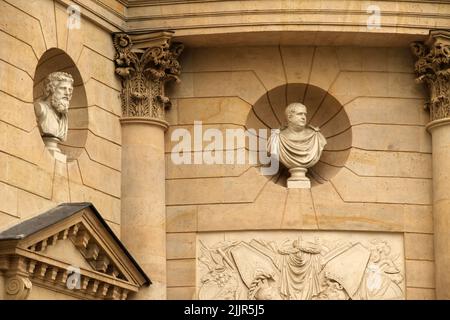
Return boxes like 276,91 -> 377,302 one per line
113,31 -> 183,120
411,30 -> 450,122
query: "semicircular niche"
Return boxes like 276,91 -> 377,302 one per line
33,48 -> 88,161
245,83 -> 352,186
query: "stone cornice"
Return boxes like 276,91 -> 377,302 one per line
125,0 -> 450,7
56,1 -> 450,45
113,32 -> 183,120
411,30 -> 450,122
55,0 -> 127,32
126,0 -> 450,40
0,204 -> 150,300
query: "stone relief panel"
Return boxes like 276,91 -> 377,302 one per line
197,231 -> 405,300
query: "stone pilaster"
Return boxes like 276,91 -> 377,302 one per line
113,32 -> 183,299
411,30 -> 450,299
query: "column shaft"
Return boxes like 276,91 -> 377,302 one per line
429,121 -> 450,299
121,118 -> 167,299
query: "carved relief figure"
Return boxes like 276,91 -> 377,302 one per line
198,240 -> 242,300
267,103 -> 327,188
312,274 -> 350,300
356,240 -> 404,300
34,72 -> 74,155
248,270 -> 282,300
277,238 -> 324,300
198,235 -> 405,300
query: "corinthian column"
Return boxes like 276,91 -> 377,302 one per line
411,30 -> 450,299
113,32 -> 183,299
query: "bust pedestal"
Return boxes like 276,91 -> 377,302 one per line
42,137 -> 66,163
287,167 -> 311,189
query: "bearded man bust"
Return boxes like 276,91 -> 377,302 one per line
267,102 -> 327,188
34,72 -> 74,160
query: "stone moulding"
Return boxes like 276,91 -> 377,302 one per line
0,203 -> 150,300
113,32 -> 183,120
119,116 -> 169,131
411,30 -> 450,123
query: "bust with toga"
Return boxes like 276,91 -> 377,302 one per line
267,102 -> 327,188
34,72 -> 74,161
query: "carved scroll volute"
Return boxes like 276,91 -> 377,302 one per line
5,275 -> 32,300
4,256 -> 32,300
113,33 -> 183,120
411,31 -> 450,122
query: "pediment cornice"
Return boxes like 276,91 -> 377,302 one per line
0,203 -> 150,300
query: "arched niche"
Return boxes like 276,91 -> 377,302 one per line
246,83 -> 352,186
33,48 -> 88,161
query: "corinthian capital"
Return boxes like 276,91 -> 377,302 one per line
411,30 -> 450,122
113,32 -> 183,120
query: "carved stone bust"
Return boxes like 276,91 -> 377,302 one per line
267,102 -> 327,188
34,72 -> 74,160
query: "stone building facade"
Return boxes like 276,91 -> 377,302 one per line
0,0 -> 449,300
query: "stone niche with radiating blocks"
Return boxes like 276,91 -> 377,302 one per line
197,231 -> 405,300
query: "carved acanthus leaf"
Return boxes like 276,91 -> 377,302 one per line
411,31 -> 450,121
113,33 -> 183,119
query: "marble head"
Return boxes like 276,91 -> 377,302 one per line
43,72 -> 74,115
285,102 -> 307,130
35,72 -> 74,144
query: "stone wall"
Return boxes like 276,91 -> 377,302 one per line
0,0 -> 441,300
0,0 -> 122,236
165,45 -> 435,299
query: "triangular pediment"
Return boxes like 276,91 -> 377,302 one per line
0,203 -> 150,300
44,236 -> 94,271
22,217 -> 132,283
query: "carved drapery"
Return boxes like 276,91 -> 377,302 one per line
113,32 -> 183,120
411,30 -> 450,122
